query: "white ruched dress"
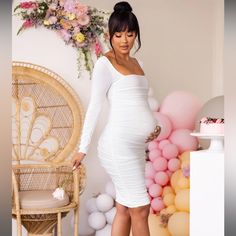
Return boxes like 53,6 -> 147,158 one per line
78,55 -> 157,208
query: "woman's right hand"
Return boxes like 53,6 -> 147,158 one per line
72,152 -> 86,170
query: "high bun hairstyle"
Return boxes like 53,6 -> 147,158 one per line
108,1 -> 141,54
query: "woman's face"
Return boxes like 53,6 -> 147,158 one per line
110,28 -> 136,55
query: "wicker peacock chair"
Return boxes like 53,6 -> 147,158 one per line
12,61 -> 86,236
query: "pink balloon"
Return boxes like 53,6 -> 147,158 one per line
149,149 -> 162,162
162,143 -> 179,159
160,91 -> 202,130
155,171 -> 169,186
151,197 -> 165,211
169,129 -> 198,153
148,183 -> 163,197
168,158 -> 181,172
158,139 -> 171,150
145,161 -> 156,179
153,157 -> 168,171
148,141 -> 159,151
153,112 -> 173,140
145,178 -> 154,188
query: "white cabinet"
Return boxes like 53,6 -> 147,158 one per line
190,151 -> 224,236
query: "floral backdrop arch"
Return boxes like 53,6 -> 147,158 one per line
13,0 -> 111,78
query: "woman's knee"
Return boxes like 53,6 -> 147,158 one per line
129,204 -> 150,219
116,202 -> 130,218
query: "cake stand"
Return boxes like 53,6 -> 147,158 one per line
190,133 -> 224,152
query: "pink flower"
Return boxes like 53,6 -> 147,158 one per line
20,1 -> 37,9
77,15 -> 90,26
75,3 -> 88,18
64,0 -> 76,13
23,19 -> 34,28
48,16 -> 58,24
95,40 -> 102,57
58,29 -> 71,42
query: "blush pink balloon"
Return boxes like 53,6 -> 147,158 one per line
149,149 -> 162,162
153,157 -> 168,171
148,183 -> 163,197
158,139 -> 171,150
151,197 -> 165,211
169,129 -> 198,153
145,161 -> 156,179
168,158 -> 181,172
153,112 -> 173,141
148,141 -> 159,151
145,178 -> 154,188
155,171 -> 169,186
162,143 -> 179,159
159,91 -> 202,130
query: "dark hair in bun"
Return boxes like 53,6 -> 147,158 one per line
108,1 -> 141,54
114,1 -> 132,13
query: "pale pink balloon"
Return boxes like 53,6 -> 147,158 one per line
148,141 -> 159,151
153,157 -> 168,171
153,112 -> 173,141
145,178 -> 154,188
148,183 -> 163,197
151,197 -> 165,211
168,158 -> 181,172
145,161 -> 156,179
162,143 -> 179,159
169,129 -> 198,153
159,91 -> 202,130
155,171 -> 169,186
158,139 -> 171,150
149,149 -> 162,162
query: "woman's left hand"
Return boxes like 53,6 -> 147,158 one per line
145,125 -> 161,143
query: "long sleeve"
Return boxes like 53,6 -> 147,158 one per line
77,57 -> 112,154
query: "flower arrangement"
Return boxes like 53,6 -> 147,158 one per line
200,117 -> 224,124
13,0 -> 111,78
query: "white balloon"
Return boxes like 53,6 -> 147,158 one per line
148,97 -> 159,111
105,181 -> 116,199
86,197 -> 98,213
95,224 -> 112,236
148,87 -> 154,97
88,212 -> 106,230
96,193 -> 114,212
105,207 -> 117,224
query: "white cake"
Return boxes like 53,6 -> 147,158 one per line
200,117 -> 224,135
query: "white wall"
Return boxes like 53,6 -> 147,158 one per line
12,0 -> 223,235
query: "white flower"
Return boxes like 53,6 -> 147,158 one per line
52,187 -> 65,200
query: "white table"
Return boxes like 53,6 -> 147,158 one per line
190,150 -> 224,236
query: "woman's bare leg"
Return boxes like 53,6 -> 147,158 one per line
129,203 -> 150,236
111,201 -> 131,236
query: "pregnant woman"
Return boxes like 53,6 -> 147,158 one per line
72,2 -> 160,236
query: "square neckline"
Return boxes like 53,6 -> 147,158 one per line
102,55 -> 146,78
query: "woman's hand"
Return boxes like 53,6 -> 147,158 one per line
72,152 -> 86,170
145,125 -> 161,143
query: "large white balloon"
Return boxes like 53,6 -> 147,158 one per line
105,181 -> 116,199
105,207 -> 117,224
86,197 -> 98,213
96,193 -> 114,212
95,224 -> 112,236
88,212 -> 106,230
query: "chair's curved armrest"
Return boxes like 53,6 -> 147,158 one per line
72,164 -> 86,204
12,170 -> 21,211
